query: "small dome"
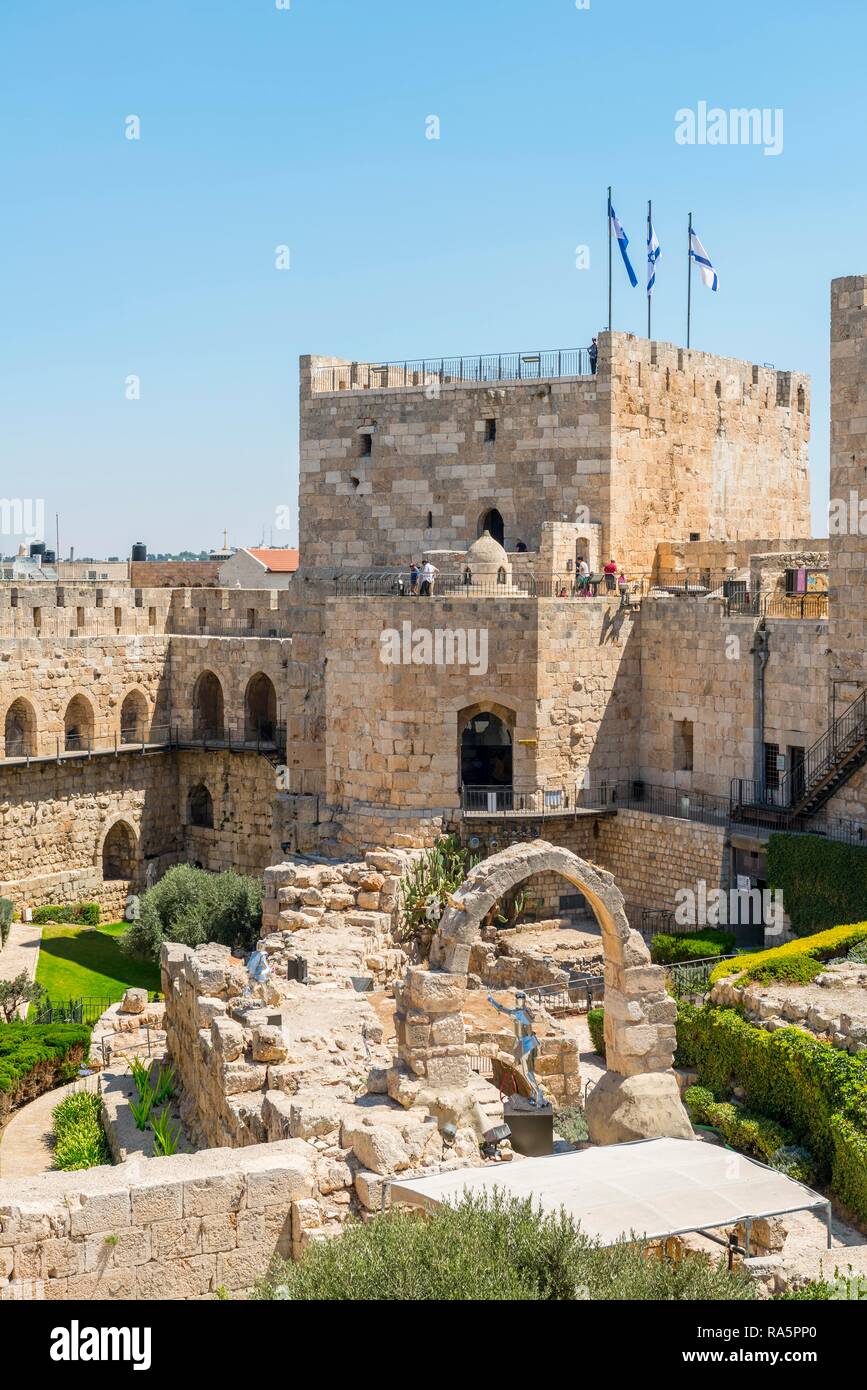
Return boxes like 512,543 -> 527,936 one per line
466,530 -> 508,566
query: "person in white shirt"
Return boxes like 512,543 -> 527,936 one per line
576,556 -> 590,596
420,561 -> 439,596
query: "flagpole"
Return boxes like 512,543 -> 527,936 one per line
607,186 -> 612,332
686,211 -> 692,349
647,199 -> 652,339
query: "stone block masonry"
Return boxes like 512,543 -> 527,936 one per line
299,333 -> 809,576
0,1140 -> 317,1300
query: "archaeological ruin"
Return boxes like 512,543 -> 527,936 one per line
2,277 -> 867,1300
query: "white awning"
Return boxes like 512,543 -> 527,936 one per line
390,1138 -> 829,1247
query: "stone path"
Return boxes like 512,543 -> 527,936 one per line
0,1080 -> 77,1180
0,920 -> 43,1014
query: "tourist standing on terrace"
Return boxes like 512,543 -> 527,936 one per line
420,560 -> 439,596
588,337 -> 598,375
604,558 -> 618,592
576,556 -> 590,596
409,561 -> 420,594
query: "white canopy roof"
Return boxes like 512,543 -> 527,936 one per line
390,1138 -> 829,1246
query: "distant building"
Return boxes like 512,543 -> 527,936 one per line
218,547 -> 300,589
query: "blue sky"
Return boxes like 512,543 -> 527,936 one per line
1,0 -> 862,555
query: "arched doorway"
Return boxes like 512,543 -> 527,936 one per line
478,508 -> 505,546
244,672 -> 277,742
429,840 -> 692,1144
188,782 -> 214,828
102,820 -> 137,880
460,708 -> 513,797
120,690 -> 148,744
4,697 -> 37,757
64,694 -> 94,752
193,671 -> 224,740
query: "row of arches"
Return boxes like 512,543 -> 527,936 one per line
193,670 -> 277,742
2,670 -> 279,758
3,689 -> 150,758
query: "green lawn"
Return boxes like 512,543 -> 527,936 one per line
34,922 -> 161,1002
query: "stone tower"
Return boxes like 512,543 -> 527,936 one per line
829,276 -> 867,704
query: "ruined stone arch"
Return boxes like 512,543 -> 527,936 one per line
98,816 -> 139,882
193,669 -> 225,740
63,692 -> 95,752
432,840 -> 691,1144
244,671 -> 277,742
120,688 -> 149,744
4,696 -> 38,758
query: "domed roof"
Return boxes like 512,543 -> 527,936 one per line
466,530 -> 509,565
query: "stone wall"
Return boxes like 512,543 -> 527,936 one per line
300,334 -> 810,577
0,1139 -> 318,1300
829,275 -> 867,693
324,593 -> 639,829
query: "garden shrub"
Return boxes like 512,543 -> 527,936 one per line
52,1091 -> 110,1170
651,930 -> 735,965
709,920 -> 867,986
683,1085 -> 715,1124
847,939 -> 867,965
766,833 -> 867,934
771,1145 -> 819,1187
254,1192 -> 755,1301
121,865 -> 262,961
32,902 -> 100,926
587,1007 -> 605,1057
0,896 -> 12,947
0,1023 -> 91,1121
676,1001 -> 867,1219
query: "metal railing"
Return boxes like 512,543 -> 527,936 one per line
731,689 -> 867,822
524,972 -> 604,1013
333,572 -> 644,601
724,593 -> 829,620
595,779 -> 731,828
461,784 -> 610,817
32,995 -> 115,1026
666,953 -> 740,997
1,721 -> 286,766
311,347 -> 591,393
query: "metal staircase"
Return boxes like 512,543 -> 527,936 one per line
731,690 -> 867,828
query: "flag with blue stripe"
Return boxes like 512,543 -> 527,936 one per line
609,202 -> 638,288
690,228 -> 719,291
647,219 -> 661,296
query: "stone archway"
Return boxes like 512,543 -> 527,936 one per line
412,839 -> 692,1144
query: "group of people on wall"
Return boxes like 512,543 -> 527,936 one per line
398,554 -> 633,601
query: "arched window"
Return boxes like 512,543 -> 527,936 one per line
64,694 -> 94,752
479,508 -> 505,546
4,698 -> 37,758
460,708 -> 513,789
120,690 -> 148,744
102,820 -> 136,881
245,672 -> 277,742
193,671 -> 225,740
188,783 -> 214,829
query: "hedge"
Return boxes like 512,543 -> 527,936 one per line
676,1002 -> 867,1219
766,833 -> 867,934
651,930 -> 735,965
708,920 -> 867,986
0,897 -> 12,948
0,1022 -> 91,1121
587,1007 -> 606,1058
32,902 -> 100,926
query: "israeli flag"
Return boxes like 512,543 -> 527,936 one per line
647,219 -> 661,296
609,203 -> 638,287
690,228 -> 719,291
